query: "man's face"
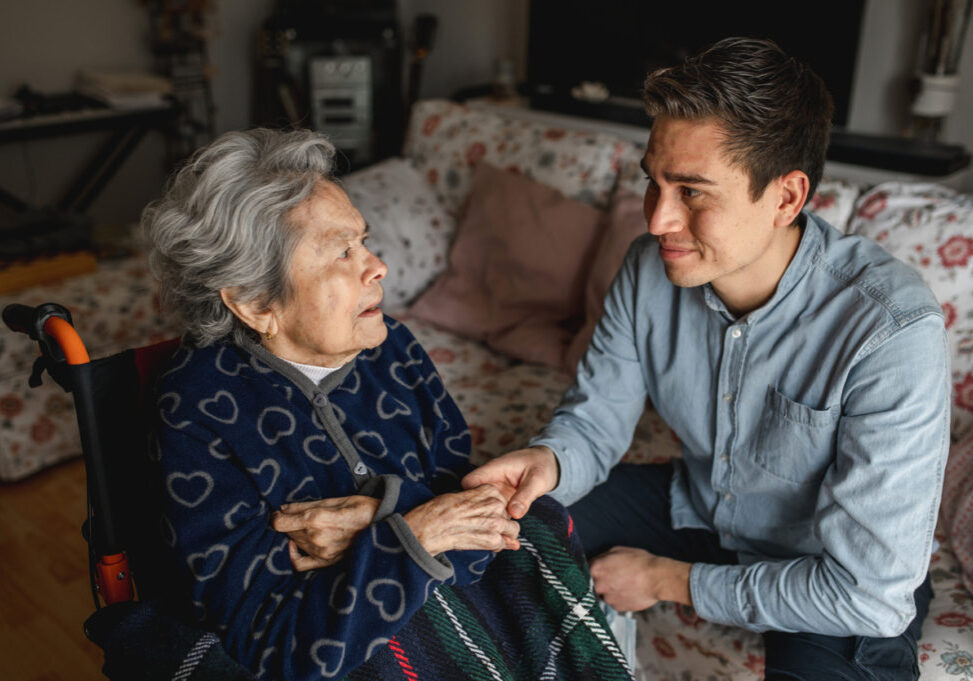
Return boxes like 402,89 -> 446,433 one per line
642,116 -> 797,310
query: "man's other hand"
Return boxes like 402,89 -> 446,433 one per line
590,546 -> 693,612
461,446 -> 560,519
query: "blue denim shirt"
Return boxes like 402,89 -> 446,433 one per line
532,213 -> 950,637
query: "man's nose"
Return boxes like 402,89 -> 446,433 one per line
645,191 -> 685,236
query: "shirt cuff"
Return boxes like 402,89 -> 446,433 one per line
529,436 -> 584,506
689,562 -> 757,631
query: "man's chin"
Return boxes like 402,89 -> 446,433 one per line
662,263 -> 707,289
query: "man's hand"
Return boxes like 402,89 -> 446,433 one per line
590,546 -> 693,612
271,495 -> 380,571
461,446 -> 560,519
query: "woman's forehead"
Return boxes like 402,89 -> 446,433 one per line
291,181 -> 364,240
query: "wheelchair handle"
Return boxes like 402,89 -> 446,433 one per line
3,303 -> 89,364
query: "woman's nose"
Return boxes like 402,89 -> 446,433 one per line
365,250 -> 387,282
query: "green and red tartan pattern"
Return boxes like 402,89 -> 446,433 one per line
346,497 -> 635,680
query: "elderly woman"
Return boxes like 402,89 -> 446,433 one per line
143,128 -> 632,681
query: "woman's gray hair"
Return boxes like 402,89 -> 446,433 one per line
142,128 -> 337,347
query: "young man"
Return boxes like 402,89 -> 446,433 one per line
463,38 -> 950,679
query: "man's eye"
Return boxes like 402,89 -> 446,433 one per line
681,186 -> 701,198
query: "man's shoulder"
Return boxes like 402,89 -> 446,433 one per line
809,215 -> 942,328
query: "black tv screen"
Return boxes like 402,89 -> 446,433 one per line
528,0 -> 865,128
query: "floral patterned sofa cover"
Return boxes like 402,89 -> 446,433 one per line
3,99 -> 973,680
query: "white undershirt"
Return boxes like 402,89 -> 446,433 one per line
279,356 -> 341,386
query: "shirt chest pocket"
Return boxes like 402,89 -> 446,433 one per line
751,387 -> 840,486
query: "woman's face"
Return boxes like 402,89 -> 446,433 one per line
267,181 -> 388,367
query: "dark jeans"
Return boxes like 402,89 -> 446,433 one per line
568,463 -> 933,681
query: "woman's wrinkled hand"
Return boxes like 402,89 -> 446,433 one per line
404,484 -> 521,556
271,495 -> 380,571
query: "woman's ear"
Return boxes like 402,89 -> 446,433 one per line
220,288 -> 276,337
774,170 -> 810,228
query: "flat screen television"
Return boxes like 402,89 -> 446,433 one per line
527,0 -> 866,128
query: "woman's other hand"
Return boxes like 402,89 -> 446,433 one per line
272,495 -> 380,571
404,484 -> 521,556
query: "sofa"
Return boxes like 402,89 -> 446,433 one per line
3,99 -> 973,680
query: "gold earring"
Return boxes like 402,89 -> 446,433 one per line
265,330 -> 274,341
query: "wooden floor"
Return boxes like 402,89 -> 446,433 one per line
0,457 -> 106,681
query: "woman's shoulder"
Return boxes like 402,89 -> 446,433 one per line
156,341 -> 272,397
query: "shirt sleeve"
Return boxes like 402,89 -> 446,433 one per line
158,420 -> 457,681
531,243 -> 651,506
690,313 -> 950,637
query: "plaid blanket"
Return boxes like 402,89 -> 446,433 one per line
346,496 -> 635,681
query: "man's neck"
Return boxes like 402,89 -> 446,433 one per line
712,223 -> 804,317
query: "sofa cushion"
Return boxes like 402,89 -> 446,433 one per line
941,429 -> 973,595
807,178 -> 862,233
403,100 -> 629,216
340,158 -> 455,311
565,188 -> 648,372
848,182 -> 973,440
408,162 -> 605,369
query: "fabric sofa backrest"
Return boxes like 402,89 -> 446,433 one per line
403,99 -> 632,216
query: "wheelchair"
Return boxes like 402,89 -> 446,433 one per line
3,302 -> 254,681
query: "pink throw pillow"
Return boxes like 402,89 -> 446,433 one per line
408,162 -> 605,368
941,430 -> 973,595
565,189 -> 648,372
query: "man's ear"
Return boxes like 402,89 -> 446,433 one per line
220,288 -> 276,337
774,170 -> 810,228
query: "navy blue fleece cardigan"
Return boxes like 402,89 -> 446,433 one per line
155,317 -> 493,680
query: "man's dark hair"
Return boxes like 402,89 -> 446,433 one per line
642,37 -> 834,202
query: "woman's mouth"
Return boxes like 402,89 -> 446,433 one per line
359,301 -> 382,317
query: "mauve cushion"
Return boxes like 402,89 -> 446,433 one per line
408,162 -> 605,368
941,430 -> 973,595
565,189 -> 648,372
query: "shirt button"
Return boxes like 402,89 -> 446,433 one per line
731,327 -> 742,339
354,462 -> 367,475
724,492 -> 732,501
720,454 -> 729,463
723,393 -> 734,402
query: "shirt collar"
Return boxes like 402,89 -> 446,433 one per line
700,211 -> 822,323
243,337 -> 356,399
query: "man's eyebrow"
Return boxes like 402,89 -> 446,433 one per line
639,158 -> 715,186
664,172 -> 716,186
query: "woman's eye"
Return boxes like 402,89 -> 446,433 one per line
339,248 -> 350,259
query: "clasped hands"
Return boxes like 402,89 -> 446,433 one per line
463,446 -> 694,611
271,484 -> 521,572
271,444 -> 693,611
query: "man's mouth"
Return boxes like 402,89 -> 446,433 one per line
658,241 -> 697,260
